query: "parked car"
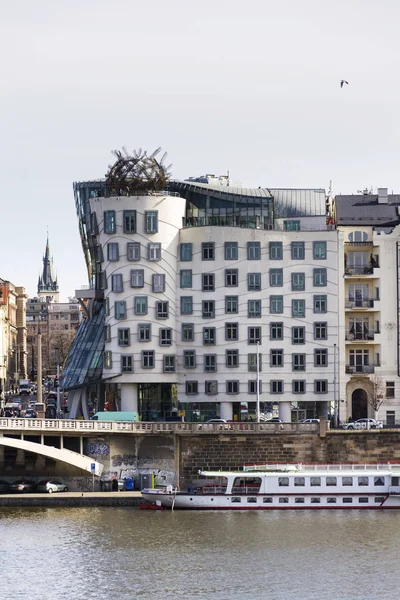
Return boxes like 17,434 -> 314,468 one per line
0,480 -> 11,494
10,480 -> 37,493
299,419 -> 320,424
343,418 -> 383,430
266,417 -> 283,423
24,409 -> 37,419
37,480 -> 68,494
206,419 -> 227,423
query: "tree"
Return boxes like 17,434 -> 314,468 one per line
367,375 -> 386,420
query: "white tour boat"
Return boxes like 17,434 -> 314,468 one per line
141,463 -> 400,509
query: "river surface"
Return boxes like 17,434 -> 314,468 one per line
1,507 -> 399,599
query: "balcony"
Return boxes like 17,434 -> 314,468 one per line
344,241 -> 373,247
345,365 -> 377,375
74,284 -> 103,300
344,259 -> 379,276
345,330 -> 376,342
345,299 -> 375,309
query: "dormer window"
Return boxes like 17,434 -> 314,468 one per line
348,231 -> 368,242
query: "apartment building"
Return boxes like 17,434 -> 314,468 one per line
0,279 -> 27,396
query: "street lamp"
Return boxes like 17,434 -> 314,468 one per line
54,347 -> 61,418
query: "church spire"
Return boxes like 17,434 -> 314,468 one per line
37,233 -> 59,301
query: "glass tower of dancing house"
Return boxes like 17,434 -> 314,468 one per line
62,166 -> 338,422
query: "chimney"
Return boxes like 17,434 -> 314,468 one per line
377,188 -> 388,204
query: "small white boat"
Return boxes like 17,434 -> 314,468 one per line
141,463 -> 400,509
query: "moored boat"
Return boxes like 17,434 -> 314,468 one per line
141,463 -> 400,509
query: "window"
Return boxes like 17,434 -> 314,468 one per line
248,299 -> 261,318
104,350 -> 112,369
314,322 -> 327,340
284,220 -> 300,231
226,380 -> 239,394
152,274 -> 165,292
225,269 -> 238,287
163,355 -> 176,372
225,242 -> 238,260
248,326 -> 261,345
115,301 -> 127,320
326,477 -> 337,486
118,328 -> 130,346
104,297 -> 110,316
107,243 -> 119,261
184,350 -> 196,368
127,242 -> 141,261
131,269 -> 144,288
270,296 -> 283,314
226,350 -> 239,368
386,381 -> 395,398
99,270 -> 107,290
374,477 -> 385,486
226,296 -> 238,314
247,242 -> 261,260
202,301 -> 215,318
142,350 -> 155,368
270,349 -> 283,367
270,269 -> 283,287
278,477 -> 289,487
292,299 -> 305,318
292,326 -> 305,344
181,296 -> 193,315
160,328 -> 172,346
96,244 -> 104,262
204,355 -> 217,372
342,477 -> 353,486
123,210 -> 137,233
314,295 -> 327,313
202,242 -> 215,260
205,380 -> 218,394
180,270 -> 192,288
182,323 -> 194,342
104,325 -> 111,342
121,355 -> 133,373
313,241 -> 327,260
358,477 -> 369,486
138,324 -> 151,342
343,498 -> 353,504
248,353 -> 262,372
226,322 -> 239,341
295,497 -> 305,504
314,379 -> 328,394
155,301 -> 169,319
270,322 -> 283,340
248,380 -> 261,394
180,243 -> 192,261
294,477 -> 305,486
291,272 -> 305,291
313,268 -> 327,287
292,354 -> 305,371
310,477 -> 321,487
291,242 -> 305,260
134,296 -> 148,315
248,273 -> 261,291
292,380 -> 306,394
145,210 -> 158,233
111,274 -> 123,292
202,274 -> 215,292
148,243 -> 161,261
315,349 -> 328,367
270,380 -> 283,394
269,241 -> 283,260
203,327 -> 216,345
104,210 -> 116,234
186,381 -> 198,395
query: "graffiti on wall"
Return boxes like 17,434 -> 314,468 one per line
84,441 -> 110,456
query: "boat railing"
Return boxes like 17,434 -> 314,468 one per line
187,486 -> 227,494
231,486 -> 261,494
244,463 -> 400,473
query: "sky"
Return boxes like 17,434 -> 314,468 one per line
1,0 -> 400,300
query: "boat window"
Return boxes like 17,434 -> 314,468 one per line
359,497 -> 369,503
310,477 -> 321,486
326,477 -> 337,486
342,477 -> 353,486
294,477 -> 305,487
375,497 -> 385,503
263,497 -> 273,503
358,477 -> 369,486
279,497 -> 289,503
343,497 -> 353,503
327,497 -> 336,503
198,476 -> 228,493
231,497 -> 242,503
278,477 -> 289,487
374,476 -> 385,486
295,497 -> 305,503
232,477 -> 261,494
247,497 -> 257,503
311,497 -> 321,504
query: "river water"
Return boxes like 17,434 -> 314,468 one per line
1,507 -> 399,599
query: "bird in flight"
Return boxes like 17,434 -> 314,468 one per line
341,80 -> 349,88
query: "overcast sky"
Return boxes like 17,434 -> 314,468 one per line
1,0 -> 399,300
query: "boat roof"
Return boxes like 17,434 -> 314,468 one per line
199,463 -> 400,478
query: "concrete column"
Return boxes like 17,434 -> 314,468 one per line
121,383 -> 138,412
220,402 -> 233,421
80,436 -> 83,455
279,401 -> 291,422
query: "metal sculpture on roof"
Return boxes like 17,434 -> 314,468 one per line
105,147 -> 172,194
